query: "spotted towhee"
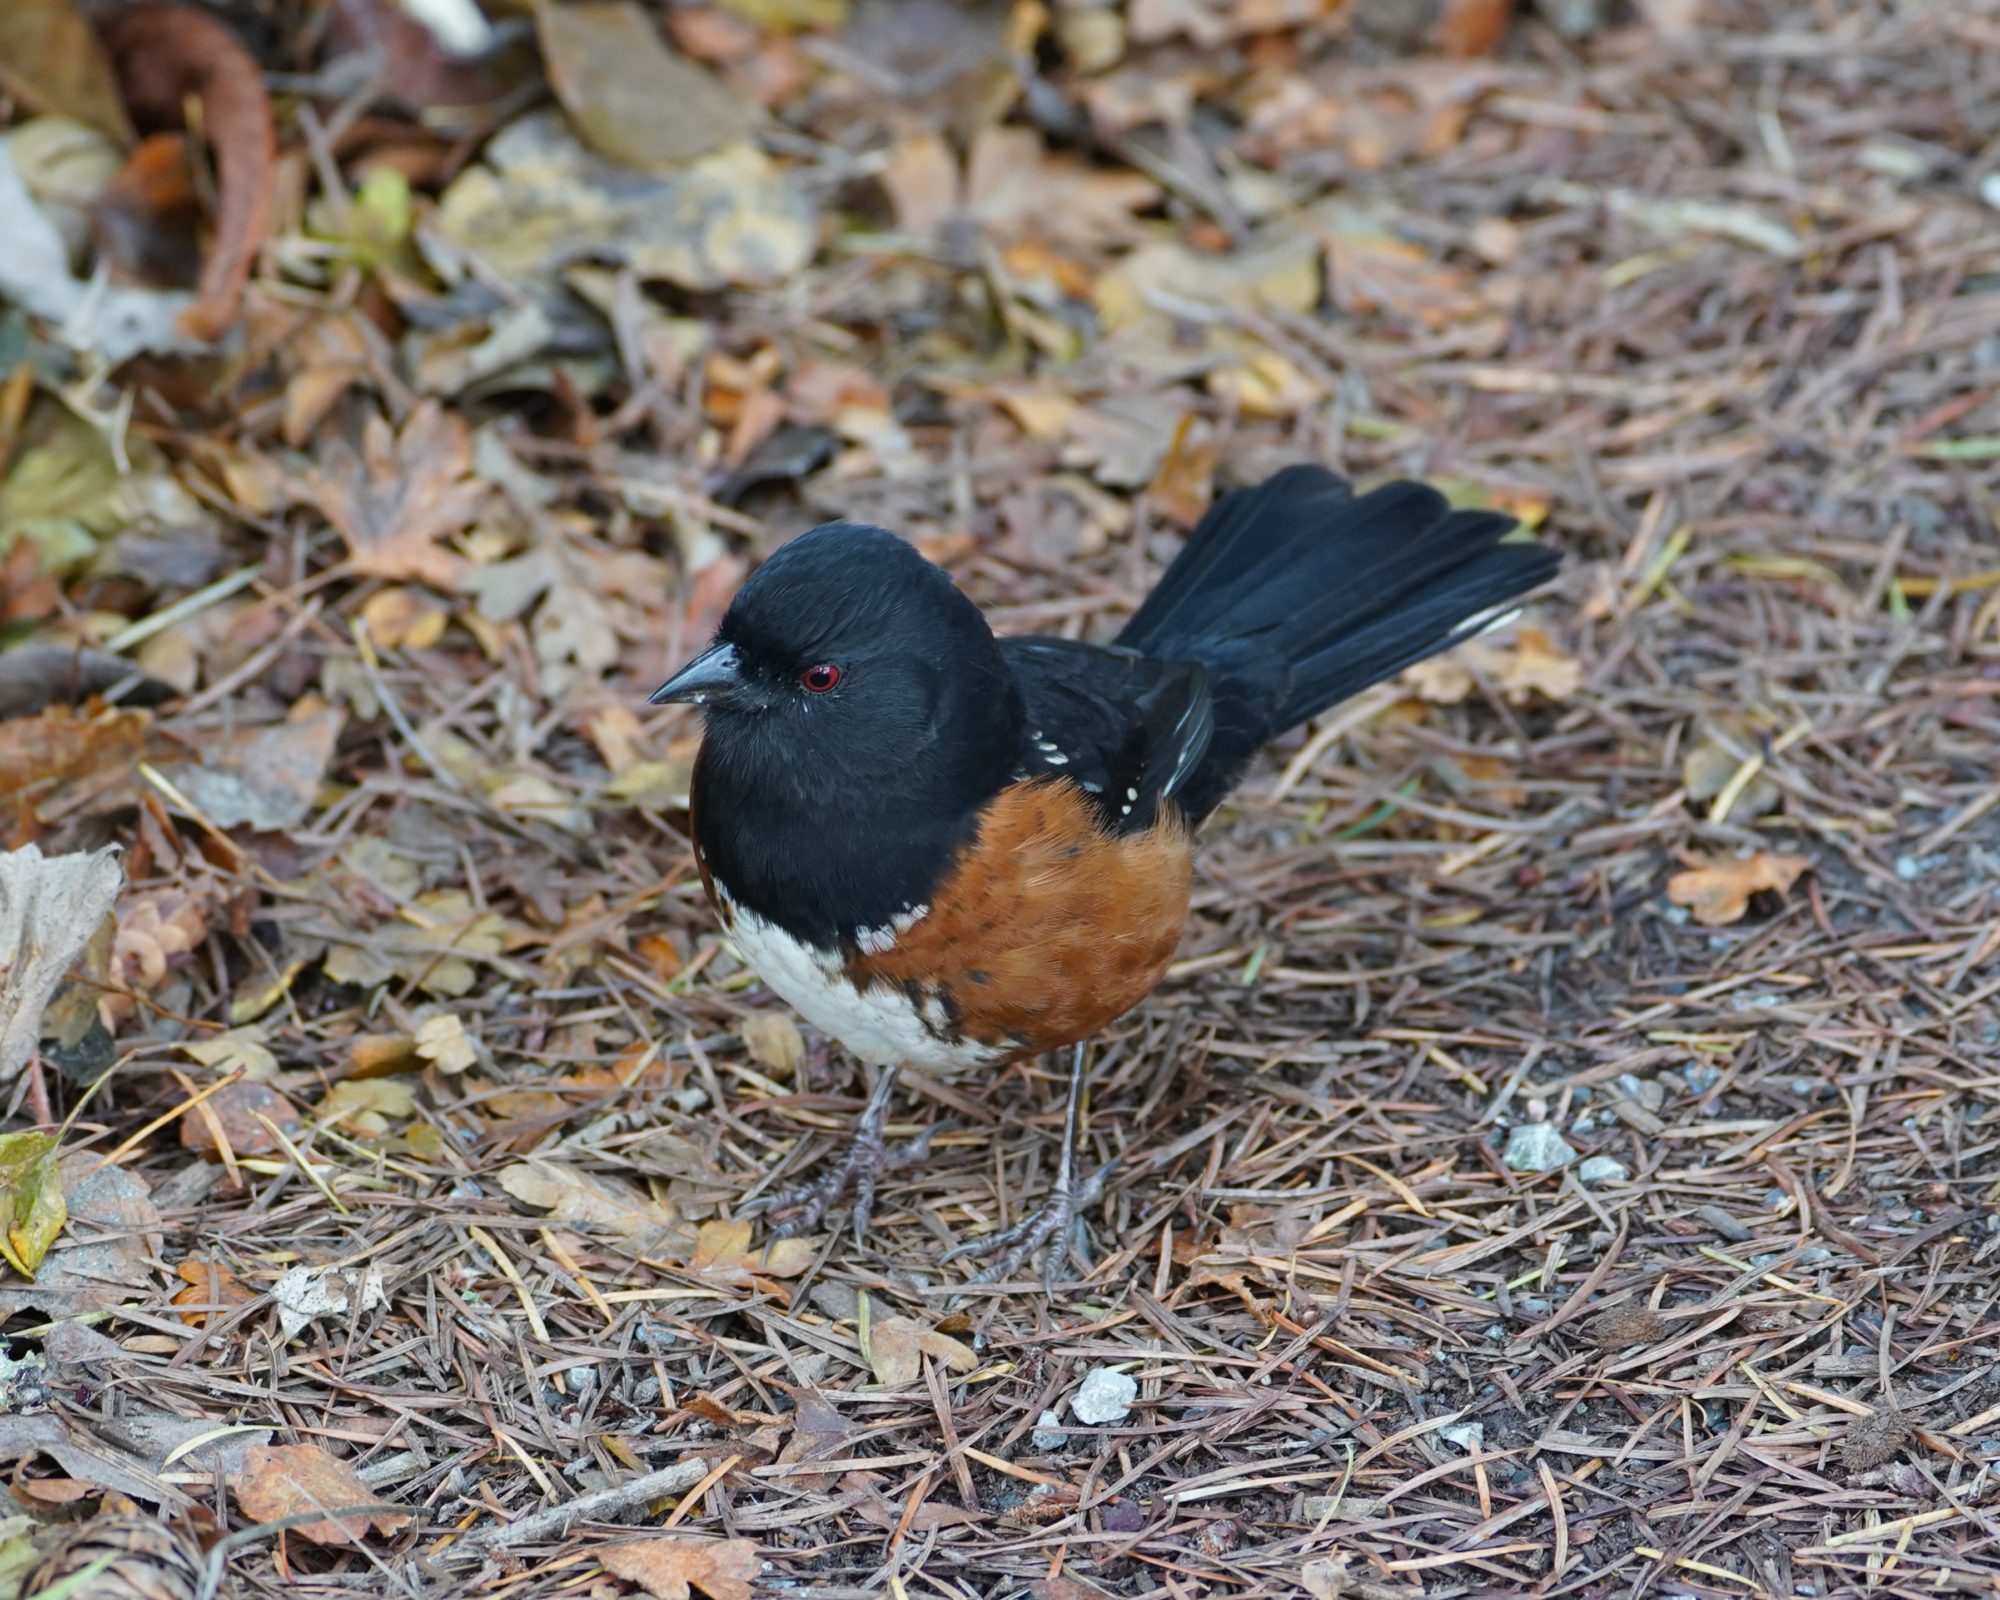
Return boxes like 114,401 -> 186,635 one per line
650,465 -> 1559,1286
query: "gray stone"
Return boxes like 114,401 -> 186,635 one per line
1503,1123 -> 1577,1173
1032,1408 -> 1068,1451
1577,1156 -> 1630,1185
1439,1421 -> 1485,1452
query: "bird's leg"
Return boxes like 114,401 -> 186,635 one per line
756,1065 -> 946,1245
945,1042 -> 1111,1293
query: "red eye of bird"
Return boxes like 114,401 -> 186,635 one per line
800,663 -> 841,693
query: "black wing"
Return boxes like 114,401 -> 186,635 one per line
998,636 -> 1212,835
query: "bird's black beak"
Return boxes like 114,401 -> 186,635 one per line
648,642 -> 759,710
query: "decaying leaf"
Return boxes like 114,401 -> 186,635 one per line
236,1442 -> 409,1545
178,1025 -> 280,1080
300,402 -> 484,587
1666,852 -> 1811,927
154,707 -> 344,832
1494,626 -> 1582,704
430,110 -> 816,295
0,843 -> 123,1082
684,1218 -> 815,1284
179,1079 -> 301,1157
171,1255 -> 254,1326
599,1535 -> 762,1600
317,1076 -> 417,1136
499,1158 -> 692,1260
0,0 -> 134,142
0,1156 -> 157,1317
538,0 -> 757,171
0,1132 -> 65,1280
861,1312 -> 977,1387
271,1263 -> 388,1341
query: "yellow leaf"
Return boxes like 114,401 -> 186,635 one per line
1496,627 -> 1581,704
1666,852 -> 1810,927
0,1131 -> 65,1280
739,1013 -> 804,1076
179,1026 -> 279,1081
414,1014 -> 476,1075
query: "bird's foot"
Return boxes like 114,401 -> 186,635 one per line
944,1155 -> 1113,1294
752,1071 -> 945,1245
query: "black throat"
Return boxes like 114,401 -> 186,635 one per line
690,671 -> 1023,950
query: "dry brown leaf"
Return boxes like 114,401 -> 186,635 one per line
171,1256 -> 254,1326
1666,852 -> 1810,927
685,1218 -> 815,1282
864,1315 -> 977,1387
236,1442 -> 408,1546
155,706 -> 344,832
0,843 -> 123,1082
301,402 -> 484,588
178,1079 -> 300,1157
0,707 -> 174,817
1435,0 -> 1516,56
414,1014 -> 476,1075
499,1158 -> 692,1260
98,3 -> 276,340
740,1013 -> 804,1077
538,0 -> 756,171
1495,627 -> 1581,704
0,0 -> 134,141
600,1536 -> 762,1600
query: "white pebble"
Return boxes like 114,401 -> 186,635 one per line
1031,1408 -> 1067,1451
1577,1155 -> 1630,1185
1071,1368 -> 1137,1425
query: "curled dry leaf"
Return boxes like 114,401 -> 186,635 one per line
0,843 -> 123,1082
97,2 -> 276,340
235,1442 -> 409,1545
300,402 -> 485,588
599,1535 -> 762,1600
1666,851 -> 1810,927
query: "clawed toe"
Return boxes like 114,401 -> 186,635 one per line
947,1159 -> 1111,1292
749,1069 -> 949,1246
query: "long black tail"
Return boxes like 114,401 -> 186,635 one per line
1119,465 -> 1559,819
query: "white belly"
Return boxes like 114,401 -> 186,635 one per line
727,905 -> 1007,1075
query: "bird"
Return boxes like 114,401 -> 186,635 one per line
649,464 -> 1559,1287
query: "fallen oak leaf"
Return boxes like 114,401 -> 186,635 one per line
299,401 -> 484,587
599,1535 -> 762,1600
1666,851 -> 1811,927
97,2 -> 275,340
235,1442 -> 408,1545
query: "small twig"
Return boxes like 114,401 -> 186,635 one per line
451,1458 -> 712,1553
